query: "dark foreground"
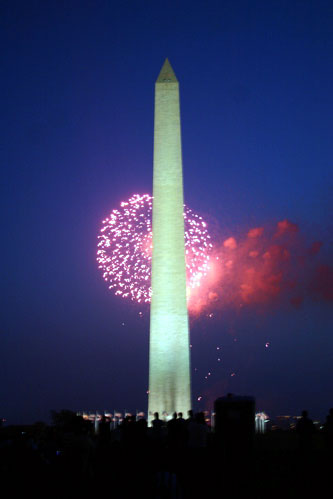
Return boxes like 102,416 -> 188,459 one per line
1,418 -> 332,498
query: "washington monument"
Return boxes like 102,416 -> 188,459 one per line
148,59 -> 191,421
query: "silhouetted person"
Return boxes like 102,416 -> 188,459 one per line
152,412 -> 164,431
324,408 -> 333,453
177,412 -> 185,423
136,415 -> 147,432
98,415 -> 110,442
167,412 -> 178,446
186,410 -> 194,422
120,415 -> 136,448
195,412 -> 209,447
296,410 -> 315,453
151,412 -> 164,454
186,412 -> 207,449
176,412 -> 188,447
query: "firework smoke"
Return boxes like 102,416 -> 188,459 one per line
190,218 -> 333,315
97,195 -> 332,316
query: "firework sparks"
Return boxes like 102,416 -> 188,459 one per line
97,194 -> 213,305
98,199 -> 331,316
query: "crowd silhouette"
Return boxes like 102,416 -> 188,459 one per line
1,407 -> 332,497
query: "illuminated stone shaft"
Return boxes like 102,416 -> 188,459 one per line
148,59 -> 191,421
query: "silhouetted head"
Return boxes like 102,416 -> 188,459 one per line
188,410 -> 194,419
196,412 -> 206,424
302,410 -> 308,418
154,412 -> 159,420
178,412 -> 183,419
173,412 -> 177,419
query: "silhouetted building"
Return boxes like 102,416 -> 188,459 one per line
214,394 -> 255,457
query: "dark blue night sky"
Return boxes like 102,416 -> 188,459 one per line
1,1 -> 332,424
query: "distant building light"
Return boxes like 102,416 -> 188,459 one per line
255,412 -> 269,433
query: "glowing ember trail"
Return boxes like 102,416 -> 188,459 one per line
97,194 -> 213,305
